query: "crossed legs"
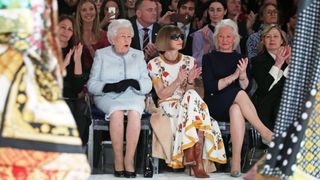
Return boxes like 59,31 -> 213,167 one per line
229,90 -> 273,172
109,110 -> 141,172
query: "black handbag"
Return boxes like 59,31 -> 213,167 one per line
143,125 -> 153,178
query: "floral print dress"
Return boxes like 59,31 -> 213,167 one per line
148,54 -> 226,168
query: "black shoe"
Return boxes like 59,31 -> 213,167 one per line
124,171 -> 136,178
114,170 -> 125,177
230,171 -> 242,177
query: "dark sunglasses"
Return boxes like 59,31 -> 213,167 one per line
170,34 -> 185,41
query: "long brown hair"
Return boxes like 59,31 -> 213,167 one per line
74,0 -> 101,44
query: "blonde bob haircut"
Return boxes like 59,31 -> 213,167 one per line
155,25 -> 184,52
257,24 -> 288,54
213,19 -> 240,50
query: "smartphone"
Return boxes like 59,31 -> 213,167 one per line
170,14 -> 190,23
108,7 -> 116,19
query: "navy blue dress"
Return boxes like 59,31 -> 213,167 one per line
202,50 -> 251,122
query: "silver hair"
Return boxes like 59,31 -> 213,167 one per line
107,19 -> 134,45
212,19 -> 240,50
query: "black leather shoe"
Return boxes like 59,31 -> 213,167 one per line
114,170 -> 125,177
124,171 -> 136,178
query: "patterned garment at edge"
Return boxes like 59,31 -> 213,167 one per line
258,0 -> 320,179
0,1 -> 90,179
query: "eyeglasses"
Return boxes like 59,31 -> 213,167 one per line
170,34 -> 185,41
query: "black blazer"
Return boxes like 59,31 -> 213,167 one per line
130,16 -> 161,51
252,51 -> 287,130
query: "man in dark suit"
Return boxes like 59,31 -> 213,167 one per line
130,0 -> 161,61
176,0 -> 197,56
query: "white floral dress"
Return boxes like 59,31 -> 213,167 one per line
148,54 -> 226,168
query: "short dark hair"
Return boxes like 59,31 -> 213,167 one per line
135,0 -> 157,11
209,0 -> 227,10
177,0 -> 197,10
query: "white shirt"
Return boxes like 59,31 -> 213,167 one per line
177,22 -> 190,41
268,51 -> 289,91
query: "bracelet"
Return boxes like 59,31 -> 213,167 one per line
187,81 -> 194,85
239,78 -> 246,81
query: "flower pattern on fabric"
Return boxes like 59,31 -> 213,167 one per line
148,54 -> 226,169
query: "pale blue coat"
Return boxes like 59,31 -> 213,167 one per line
87,46 -> 152,118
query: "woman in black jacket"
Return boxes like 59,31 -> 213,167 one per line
252,24 -> 291,130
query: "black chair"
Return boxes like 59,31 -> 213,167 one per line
87,103 -> 159,175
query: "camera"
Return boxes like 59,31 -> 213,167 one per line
170,14 -> 191,23
108,7 -> 116,19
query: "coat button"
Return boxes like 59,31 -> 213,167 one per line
210,93 -> 213,96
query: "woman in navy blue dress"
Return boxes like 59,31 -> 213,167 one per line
202,19 -> 273,177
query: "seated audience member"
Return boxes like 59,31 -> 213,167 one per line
192,0 -> 228,67
99,0 -> 122,31
130,0 -> 161,61
226,0 -> 251,55
74,0 -> 110,80
124,0 -> 137,19
252,24 -> 291,130
88,19 -> 152,178
169,0 -> 179,12
93,0 -> 104,14
58,15 -> 89,146
148,25 -> 227,178
175,0 -> 197,56
202,19 -> 273,177
246,3 -> 279,59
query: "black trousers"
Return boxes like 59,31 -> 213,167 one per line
65,98 -> 91,146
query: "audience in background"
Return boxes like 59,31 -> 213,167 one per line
54,0 -> 298,176
175,0 -> 197,56
99,0 -> 122,31
192,0 -> 228,67
247,3 -> 279,59
74,0 -> 109,81
130,0 -> 160,61
124,0 -> 137,19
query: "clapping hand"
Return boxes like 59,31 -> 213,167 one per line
275,46 -> 291,68
188,64 -> 202,83
63,47 -> 75,68
144,43 -> 158,61
73,43 -> 83,63
284,46 -> 291,65
176,66 -> 188,85
237,58 -> 248,78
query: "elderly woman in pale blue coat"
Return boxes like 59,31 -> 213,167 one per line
87,19 -> 152,178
